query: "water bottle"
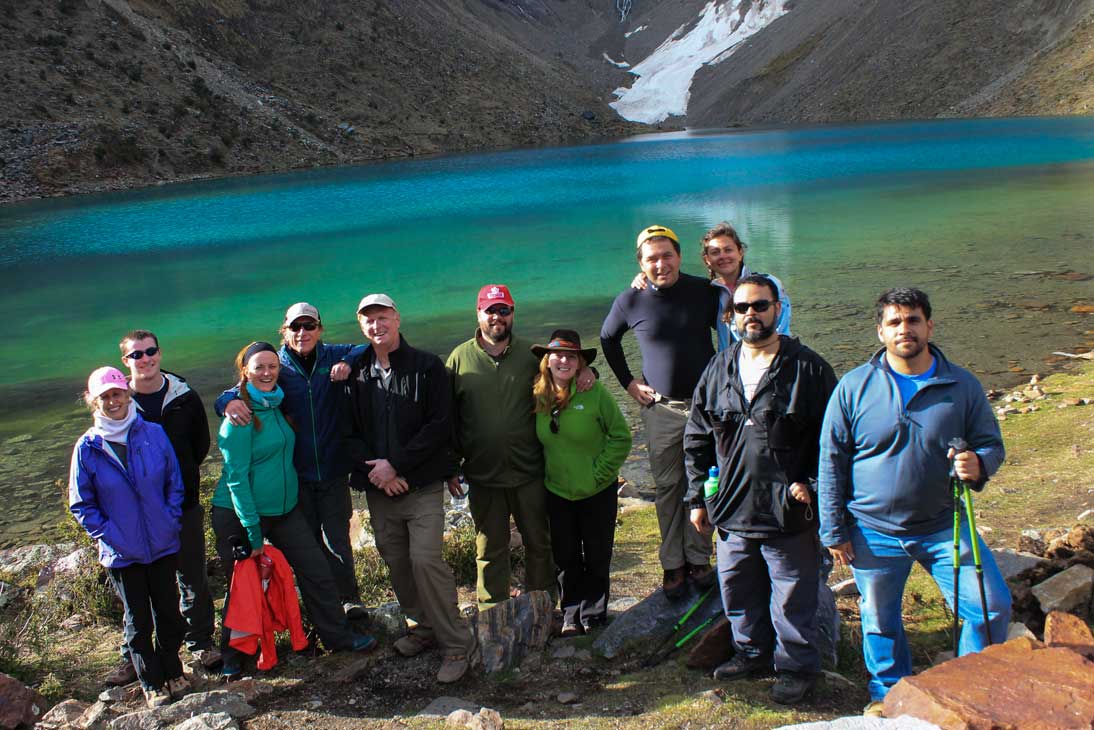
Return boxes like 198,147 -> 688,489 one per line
703,465 -> 719,500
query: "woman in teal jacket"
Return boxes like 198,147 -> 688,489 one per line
211,342 -> 375,676
532,330 -> 632,636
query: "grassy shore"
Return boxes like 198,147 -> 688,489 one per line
0,362 -> 1091,728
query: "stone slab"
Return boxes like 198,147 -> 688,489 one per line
471,590 -> 553,673
775,718 -> 940,729
1031,563 -> 1094,615
990,548 -> 1049,581
1044,609 -> 1094,659
883,637 -> 1094,729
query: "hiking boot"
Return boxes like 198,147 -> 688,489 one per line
560,620 -> 584,638
143,686 -> 172,708
166,676 -> 191,701
712,653 -> 773,680
437,642 -> 481,684
686,562 -> 716,589
863,701 -> 885,718
192,647 -> 222,669
221,657 -> 242,680
393,633 -> 434,657
103,659 -> 137,687
350,633 -> 378,653
343,602 -> 367,621
662,567 -> 686,600
771,672 -> 816,704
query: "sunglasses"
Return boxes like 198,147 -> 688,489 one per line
485,305 -> 513,317
288,321 -> 319,332
549,406 -> 561,434
732,299 -> 775,315
124,346 -> 160,360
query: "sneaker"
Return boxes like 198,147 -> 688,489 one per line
192,647 -> 222,669
863,700 -> 885,718
343,602 -> 367,621
712,653 -> 774,680
393,633 -> 434,657
221,658 -> 242,680
143,686 -> 172,708
103,659 -> 137,687
771,672 -> 816,704
350,633 -> 378,653
560,620 -> 584,638
686,562 -> 716,589
662,567 -> 686,600
436,642 -> 480,684
166,676 -> 191,701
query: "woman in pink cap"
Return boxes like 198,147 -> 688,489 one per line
69,366 -> 188,708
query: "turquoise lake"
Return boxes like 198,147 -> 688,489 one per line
1,116 -> 1093,545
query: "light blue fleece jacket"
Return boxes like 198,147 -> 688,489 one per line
817,344 -> 1004,546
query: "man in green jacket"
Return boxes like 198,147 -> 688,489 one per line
446,285 -> 593,607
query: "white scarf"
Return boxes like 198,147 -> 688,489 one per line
91,401 -> 137,444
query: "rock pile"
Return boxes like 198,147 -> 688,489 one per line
1006,524 -> 1094,633
988,373 -> 1091,420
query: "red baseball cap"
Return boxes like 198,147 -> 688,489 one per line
476,284 -> 515,310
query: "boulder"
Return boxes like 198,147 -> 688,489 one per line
471,591 -> 552,673
592,582 -> 723,660
0,672 -> 46,728
1043,609 -> 1094,659
445,709 -> 474,727
468,708 -> 503,730
685,615 -> 733,670
171,713 -> 238,730
883,637 -> 1094,729
1030,563 -> 1094,615
417,697 -> 480,718
775,718 -> 940,729
366,602 -> 407,637
990,548 -> 1049,581
37,699 -> 88,729
0,544 -> 75,576
109,691 -> 254,730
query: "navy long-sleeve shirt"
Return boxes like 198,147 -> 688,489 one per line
600,273 -> 719,400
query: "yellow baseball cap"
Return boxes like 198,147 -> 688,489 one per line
636,224 -> 679,249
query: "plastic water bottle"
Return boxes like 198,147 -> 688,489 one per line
703,465 -> 719,500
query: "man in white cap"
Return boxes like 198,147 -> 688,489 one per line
344,294 -> 478,683
217,302 -> 368,619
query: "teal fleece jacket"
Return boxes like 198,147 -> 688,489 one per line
213,385 -> 298,549
535,381 -> 632,501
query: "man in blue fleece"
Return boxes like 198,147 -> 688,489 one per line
817,288 -> 1010,716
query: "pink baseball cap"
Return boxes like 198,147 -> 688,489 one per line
476,284 -> 515,310
87,366 -> 129,398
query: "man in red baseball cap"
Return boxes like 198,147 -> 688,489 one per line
446,285 -> 592,608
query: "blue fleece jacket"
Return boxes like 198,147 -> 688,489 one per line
817,344 -> 1004,546
215,342 -> 366,482
69,416 -> 184,568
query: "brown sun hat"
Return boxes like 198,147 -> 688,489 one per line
530,329 -> 596,365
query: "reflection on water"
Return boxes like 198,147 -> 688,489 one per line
0,117 -> 1092,545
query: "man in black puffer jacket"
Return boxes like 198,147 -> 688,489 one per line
683,276 -> 836,705
343,294 -> 477,685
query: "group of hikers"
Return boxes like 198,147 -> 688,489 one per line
68,221 -> 1012,716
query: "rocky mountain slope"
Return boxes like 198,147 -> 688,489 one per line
2,0 -> 1093,203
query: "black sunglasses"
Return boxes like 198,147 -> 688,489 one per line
732,299 -> 774,315
124,346 -> 160,360
549,406 -> 561,434
485,305 -> 513,317
288,321 -> 319,332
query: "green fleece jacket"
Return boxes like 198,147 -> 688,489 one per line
535,381 -> 632,501
212,385 -> 298,549
447,333 -> 543,489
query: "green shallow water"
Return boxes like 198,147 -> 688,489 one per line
1,117 -> 1093,546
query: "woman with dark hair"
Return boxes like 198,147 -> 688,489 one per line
532,330 -> 632,636
211,342 -> 376,677
69,366 -> 188,707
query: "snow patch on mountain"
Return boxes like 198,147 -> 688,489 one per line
610,0 -> 789,124
603,52 -> 631,69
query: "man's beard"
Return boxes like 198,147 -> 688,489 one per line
481,321 -> 513,344
740,318 -> 776,344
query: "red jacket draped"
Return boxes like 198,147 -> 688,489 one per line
224,545 -> 308,669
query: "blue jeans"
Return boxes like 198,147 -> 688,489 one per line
850,521 -> 1011,701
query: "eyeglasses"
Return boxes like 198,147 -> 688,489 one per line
124,346 -> 160,360
732,299 -> 774,315
485,305 -> 513,317
288,321 -> 319,332
549,406 -> 561,434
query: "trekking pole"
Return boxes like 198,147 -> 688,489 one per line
643,586 -> 715,667
950,447 -> 962,656
949,437 -> 993,652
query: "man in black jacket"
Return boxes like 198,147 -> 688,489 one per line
344,294 -> 477,684
683,275 -> 836,705
114,329 -> 218,684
